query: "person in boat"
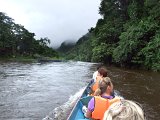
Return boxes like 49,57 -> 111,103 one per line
91,67 -> 108,94
86,77 -> 120,120
92,65 -> 103,82
94,77 -> 113,97
103,99 -> 145,120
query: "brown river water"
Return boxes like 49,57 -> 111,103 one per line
0,61 -> 159,120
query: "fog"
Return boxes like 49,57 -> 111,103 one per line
0,0 -> 101,48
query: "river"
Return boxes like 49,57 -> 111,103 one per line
0,61 -> 159,120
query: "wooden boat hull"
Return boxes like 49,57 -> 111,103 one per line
67,81 -> 122,120
67,81 -> 93,120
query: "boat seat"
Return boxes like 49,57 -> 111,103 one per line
80,96 -> 93,106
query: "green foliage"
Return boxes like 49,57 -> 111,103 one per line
127,0 -> 144,20
0,12 -> 58,58
61,0 -> 160,71
92,43 -> 114,63
92,43 -> 106,62
139,31 -> 160,71
66,33 -> 94,62
57,41 -> 75,54
113,17 -> 158,64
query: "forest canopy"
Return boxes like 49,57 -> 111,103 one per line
0,12 -> 58,58
63,0 -> 160,71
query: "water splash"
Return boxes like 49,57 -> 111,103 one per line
42,87 -> 85,120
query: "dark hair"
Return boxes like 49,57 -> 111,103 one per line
96,64 -> 103,70
98,67 -> 108,77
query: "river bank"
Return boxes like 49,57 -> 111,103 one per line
0,56 -> 62,63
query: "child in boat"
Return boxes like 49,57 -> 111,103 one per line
103,99 -> 145,120
86,77 -> 120,120
92,65 -> 103,82
91,67 -> 108,94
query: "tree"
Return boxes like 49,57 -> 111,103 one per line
0,12 -> 58,58
61,0 -> 160,71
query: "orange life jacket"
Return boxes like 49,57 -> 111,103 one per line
91,79 -> 100,93
92,96 -> 110,120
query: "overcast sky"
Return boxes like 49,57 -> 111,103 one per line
0,0 -> 101,48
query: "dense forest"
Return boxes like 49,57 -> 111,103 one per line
57,40 -> 75,57
0,12 -> 58,59
62,0 -> 160,71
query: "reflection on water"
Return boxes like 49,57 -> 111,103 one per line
0,61 -> 160,120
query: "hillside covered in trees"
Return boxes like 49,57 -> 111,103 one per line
0,12 -> 58,59
64,0 -> 160,71
57,40 -> 75,55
